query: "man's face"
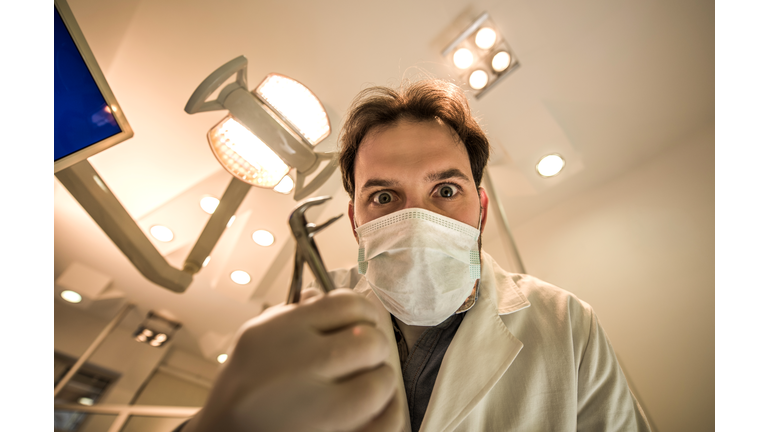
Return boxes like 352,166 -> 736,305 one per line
348,119 -> 488,237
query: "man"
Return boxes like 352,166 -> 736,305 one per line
180,80 -> 652,431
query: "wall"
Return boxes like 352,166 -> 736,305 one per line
484,122 -> 714,431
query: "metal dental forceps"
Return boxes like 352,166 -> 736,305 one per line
286,196 -> 344,304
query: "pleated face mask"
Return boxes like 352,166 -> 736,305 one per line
355,208 -> 482,326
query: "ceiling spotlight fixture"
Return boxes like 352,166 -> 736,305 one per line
133,311 -> 181,348
442,12 -> 520,99
200,196 -> 220,214
475,28 -> 497,49
536,154 -> 566,177
230,270 -> 251,285
469,70 -> 489,90
185,56 -> 339,201
217,353 -> 228,364
150,225 -> 174,242
273,175 -> 294,194
252,229 -> 275,247
60,290 -> 82,303
78,397 -> 95,406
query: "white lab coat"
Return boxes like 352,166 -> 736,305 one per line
321,251 -> 652,432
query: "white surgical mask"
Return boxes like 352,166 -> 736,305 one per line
355,208 -> 482,326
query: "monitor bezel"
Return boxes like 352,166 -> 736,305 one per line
54,0 -> 134,173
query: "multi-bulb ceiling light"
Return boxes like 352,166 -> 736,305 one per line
185,56 -> 337,201
442,12 -> 520,98
133,311 -> 181,348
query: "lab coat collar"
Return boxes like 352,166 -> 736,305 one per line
352,251 -> 530,431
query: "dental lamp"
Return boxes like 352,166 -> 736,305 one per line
185,56 -> 337,201
442,12 -> 520,99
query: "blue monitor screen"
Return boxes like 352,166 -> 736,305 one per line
54,7 -> 122,162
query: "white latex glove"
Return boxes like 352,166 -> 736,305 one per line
182,288 -> 403,432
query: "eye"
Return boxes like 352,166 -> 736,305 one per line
437,184 -> 458,198
373,191 -> 394,204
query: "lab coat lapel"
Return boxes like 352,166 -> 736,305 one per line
418,255 -> 525,432
353,278 -> 412,432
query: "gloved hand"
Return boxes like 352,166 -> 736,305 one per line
181,288 -> 403,432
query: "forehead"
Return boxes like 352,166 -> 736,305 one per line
354,119 -> 472,186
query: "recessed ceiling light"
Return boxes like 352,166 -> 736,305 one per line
200,196 -> 220,214
217,353 -> 228,364
273,175 -> 294,194
453,48 -> 474,69
491,51 -> 512,72
475,27 -> 497,49
536,154 -> 566,177
78,397 -> 94,406
469,70 -> 489,90
61,290 -> 82,303
227,215 -> 236,228
230,270 -> 251,285
150,225 -> 174,242
202,256 -> 211,267
252,230 -> 275,247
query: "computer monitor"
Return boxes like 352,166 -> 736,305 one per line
54,0 -> 133,173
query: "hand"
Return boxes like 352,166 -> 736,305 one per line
182,288 -> 403,432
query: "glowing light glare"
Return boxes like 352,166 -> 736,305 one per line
230,270 -> 251,285
536,154 -> 566,177
61,290 -> 82,303
217,354 -> 228,364
150,225 -> 174,242
273,175 -> 294,194
256,74 -> 331,145
227,215 -> 236,228
475,28 -> 497,49
492,51 -> 512,72
202,256 -> 211,267
208,117 -> 290,188
252,230 -> 275,246
200,196 -> 220,214
453,48 -> 474,69
78,397 -> 94,406
469,70 -> 489,90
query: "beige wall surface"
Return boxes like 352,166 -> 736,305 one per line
483,123 -> 714,431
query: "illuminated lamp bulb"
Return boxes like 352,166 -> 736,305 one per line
453,48 -> 474,69
492,51 -> 512,72
469,70 -> 489,90
217,354 -> 228,364
208,117 -> 290,188
256,74 -> 331,145
536,154 -> 566,177
252,230 -> 275,246
475,28 -> 497,49
200,196 -> 220,214
273,175 -> 294,194
78,397 -> 94,406
230,270 -> 251,285
60,290 -> 82,303
150,225 -> 174,242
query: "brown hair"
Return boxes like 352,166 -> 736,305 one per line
338,80 -> 490,199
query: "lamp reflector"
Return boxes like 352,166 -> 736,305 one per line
492,51 -> 512,72
536,154 -> 565,177
453,48 -> 474,69
475,28 -> 497,49
200,196 -> 220,214
208,116 -> 290,188
256,74 -> 331,146
469,70 -> 489,90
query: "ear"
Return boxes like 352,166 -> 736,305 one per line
478,187 -> 489,233
347,200 -> 359,243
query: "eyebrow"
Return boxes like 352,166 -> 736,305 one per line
360,168 -> 471,192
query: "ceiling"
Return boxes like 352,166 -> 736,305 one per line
54,0 -> 714,360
